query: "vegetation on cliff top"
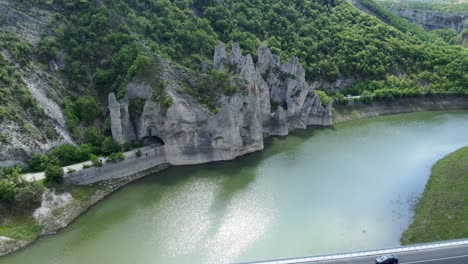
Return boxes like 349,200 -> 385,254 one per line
401,146 -> 468,244
34,0 -> 467,99
0,0 -> 467,166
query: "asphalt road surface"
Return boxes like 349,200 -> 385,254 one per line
303,244 -> 468,264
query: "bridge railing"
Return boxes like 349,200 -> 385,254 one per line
237,238 -> 468,264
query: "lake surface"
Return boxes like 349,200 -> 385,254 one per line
2,111 -> 468,264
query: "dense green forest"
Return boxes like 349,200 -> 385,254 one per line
1,0 -> 466,172
33,0 -> 467,99
1,0 -> 467,209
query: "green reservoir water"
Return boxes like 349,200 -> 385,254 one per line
2,111 -> 468,264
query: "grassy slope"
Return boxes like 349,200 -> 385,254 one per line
401,146 -> 468,244
0,184 -> 98,241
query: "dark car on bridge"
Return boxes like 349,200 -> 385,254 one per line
376,255 -> 398,264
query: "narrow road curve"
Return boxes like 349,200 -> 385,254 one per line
22,146 -> 153,182
308,245 -> 468,264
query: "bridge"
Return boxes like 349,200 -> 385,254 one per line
238,239 -> 468,264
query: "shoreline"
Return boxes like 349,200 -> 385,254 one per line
1,95 -> 468,257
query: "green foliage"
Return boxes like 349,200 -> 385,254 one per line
14,184 -> 44,210
106,152 -> 125,163
72,96 -> 101,125
0,166 -> 44,208
46,144 -> 89,167
333,92 -> 347,105
0,29 -> 57,140
360,90 -> 374,104
29,143 -> 101,172
89,154 -> 103,167
316,90 -> 330,108
270,100 -> 280,112
101,137 -> 122,155
128,98 -> 146,116
33,0 -> 467,117
401,146 -> 468,244
44,165 -> 64,185
135,149 -> 142,157
161,95 -> 174,110
182,70 -> 236,113
0,181 -> 16,203
0,166 -> 24,204
84,127 -> 102,146
29,154 -> 50,172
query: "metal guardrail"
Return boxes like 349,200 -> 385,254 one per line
237,239 -> 468,264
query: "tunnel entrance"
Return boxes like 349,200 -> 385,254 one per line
142,128 -> 165,147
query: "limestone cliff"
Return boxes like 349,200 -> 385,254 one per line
387,7 -> 467,33
0,1 -> 73,168
109,43 -> 332,165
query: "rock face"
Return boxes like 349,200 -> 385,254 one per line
0,1 -> 73,167
109,43 -> 332,165
387,7 -> 468,33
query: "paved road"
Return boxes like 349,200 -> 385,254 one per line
22,146 -> 154,182
307,244 -> 468,264
241,241 -> 468,264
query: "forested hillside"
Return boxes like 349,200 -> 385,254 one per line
0,0 -> 467,165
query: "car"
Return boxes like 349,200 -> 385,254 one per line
375,254 -> 398,264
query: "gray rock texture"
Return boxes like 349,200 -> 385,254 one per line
108,43 -> 332,166
387,7 -> 467,33
0,1 -> 74,167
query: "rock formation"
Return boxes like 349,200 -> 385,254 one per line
387,7 -> 467,33
109,43 -> 332,165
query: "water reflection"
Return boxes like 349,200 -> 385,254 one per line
2,111 -> 468,264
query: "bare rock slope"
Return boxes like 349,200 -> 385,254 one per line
109,43 -> 332,165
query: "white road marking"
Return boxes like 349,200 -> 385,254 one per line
404,254 -> 468,264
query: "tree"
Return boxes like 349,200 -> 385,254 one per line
316,90 -> 330,108
73,96 -> 101,125
29,154 -> 49,171
0,180 -> 16,203
45,165 -> 64,184
84,127 -> 102,146
89,154 -> 103,167
101,137 -> 122,155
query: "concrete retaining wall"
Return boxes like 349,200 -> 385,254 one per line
65,146 -> 168,185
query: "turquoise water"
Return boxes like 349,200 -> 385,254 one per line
2,111 -> 468,264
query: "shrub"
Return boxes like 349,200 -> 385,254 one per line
316,90 -> 330,108
136,149 -> 142,157
72,96 -> 101,125
101,137 -> 122,155
89,154 -> 103,167
29,154 -> 49,172
14,184 -> 44,210
161,95 -> 174,109
82,164 -> 92,169
67,168 -> 76,174
84,127 -> 102,146
46,144 -> 82,166
0,180 -> 16,203
360,90 -> 374,104
45,165 -> 64,185
106,152 -> 125,163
